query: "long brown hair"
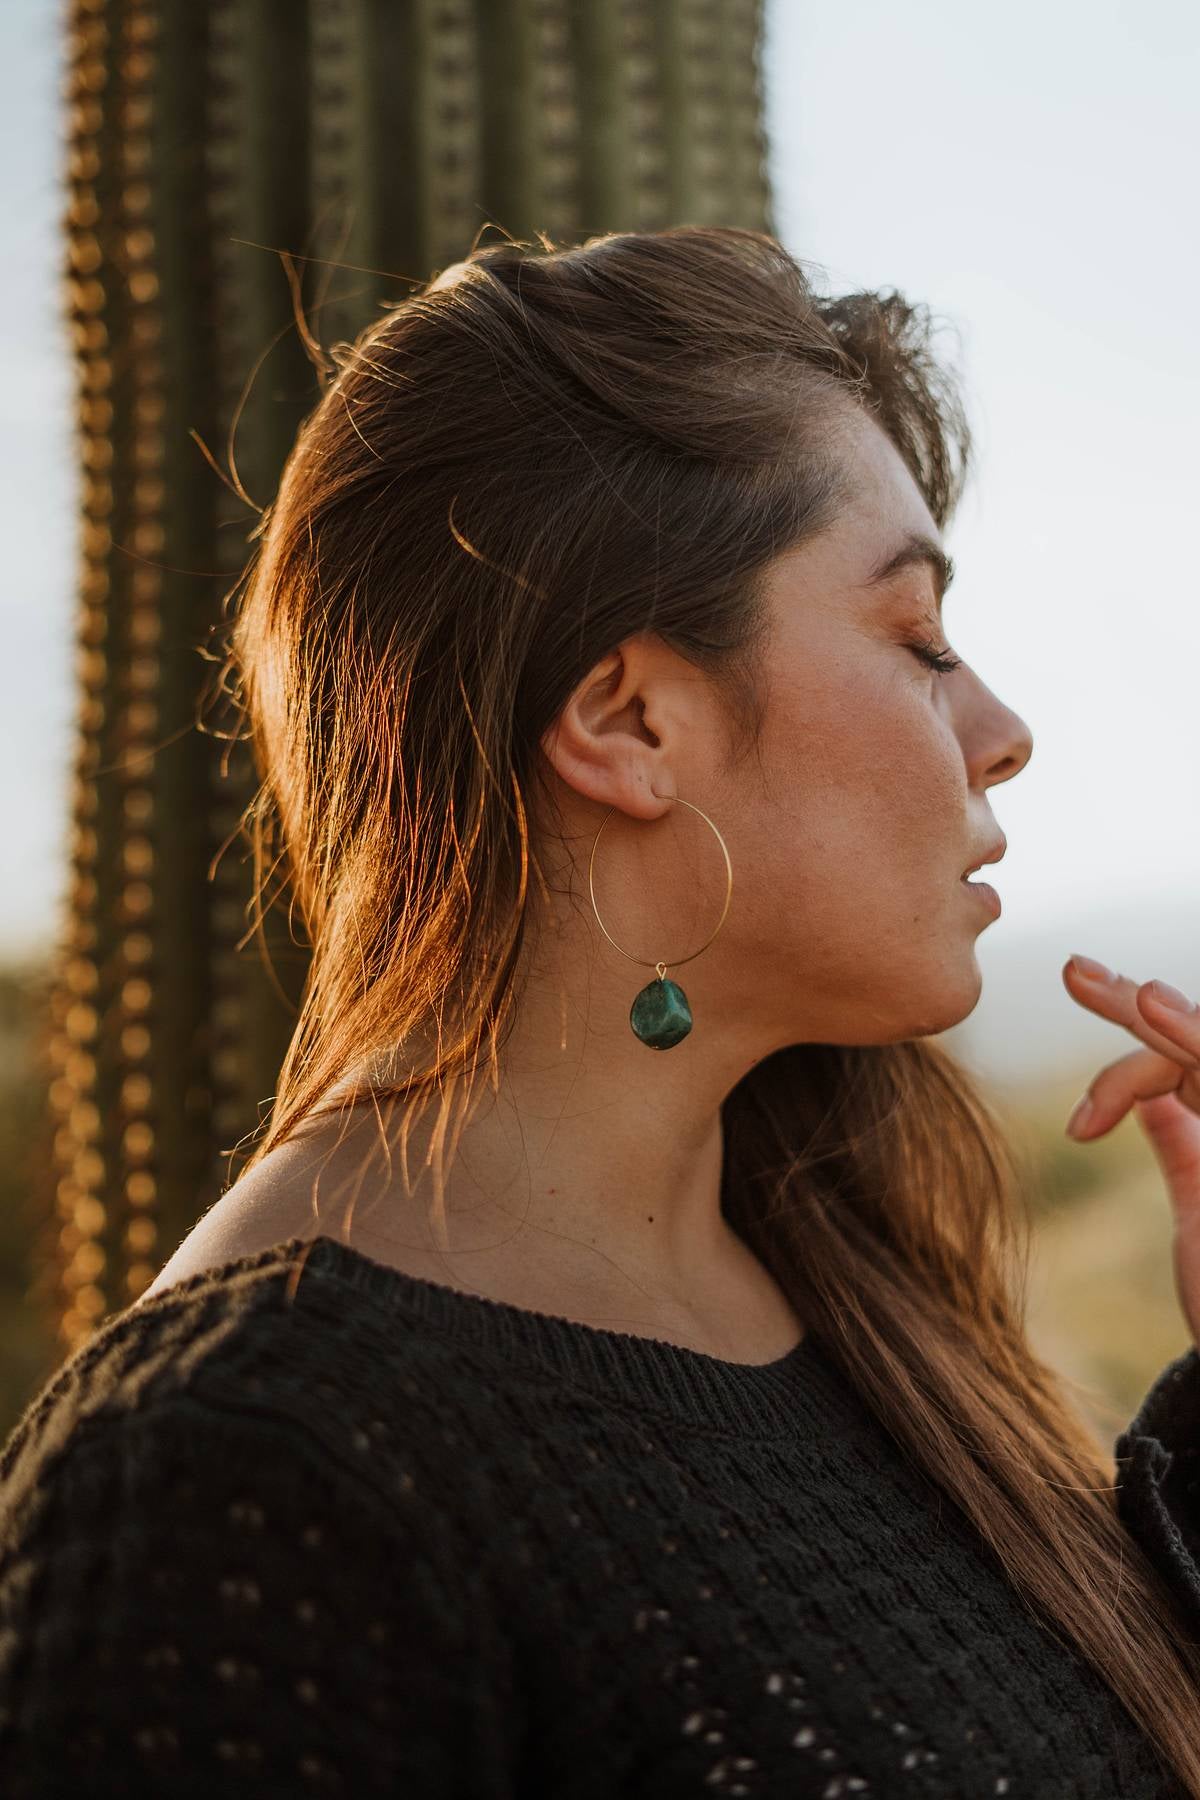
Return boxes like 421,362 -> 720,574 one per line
215,224 -> 1200,1791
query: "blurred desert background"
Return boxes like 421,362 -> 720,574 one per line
2,0 -> 1197,1449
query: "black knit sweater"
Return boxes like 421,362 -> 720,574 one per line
1,1232 -> 1198,1798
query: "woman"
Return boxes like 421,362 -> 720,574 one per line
3,225 -> 1199,1796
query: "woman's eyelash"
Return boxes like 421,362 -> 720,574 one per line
908,633 -> 963,675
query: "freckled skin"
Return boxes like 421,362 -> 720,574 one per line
733,410 -> 1033,1046
142,408 -> 1034,1353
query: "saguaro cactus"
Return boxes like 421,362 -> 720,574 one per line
43,0 -> 775,1350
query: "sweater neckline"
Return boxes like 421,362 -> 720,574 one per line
237,1234 -> 828,1434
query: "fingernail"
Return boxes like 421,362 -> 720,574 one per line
1065,1093 -> 1094,1137
1144,979 -> 1197,1013
1069,954 -> 1117,983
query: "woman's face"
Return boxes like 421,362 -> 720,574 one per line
718,407 -> 1034,1048
540,405 -> 1034,1065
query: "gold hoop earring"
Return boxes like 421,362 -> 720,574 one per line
587,796 -> 733,1050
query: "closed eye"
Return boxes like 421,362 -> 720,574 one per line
908,634 -> 963,676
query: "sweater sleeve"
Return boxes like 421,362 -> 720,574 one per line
0,1390 -> 520,1798
1114,1343 -> 1200,1633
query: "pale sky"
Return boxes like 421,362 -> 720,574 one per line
4,1 -> 1198,1073
763,0 -> 1200,949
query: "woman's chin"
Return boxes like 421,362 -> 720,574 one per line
903,958 -> 986,1040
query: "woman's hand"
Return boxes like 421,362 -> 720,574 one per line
1062,954 -> 1200,1349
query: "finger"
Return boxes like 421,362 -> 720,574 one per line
1133,1092 -> 1200,1203
1066,1043 -> 1185,1139
1062,957 -> 1200,1069
1173,1214 -> 1200,1350
1136,979 -> 1200,1060
1132,1096 -> 1200,1348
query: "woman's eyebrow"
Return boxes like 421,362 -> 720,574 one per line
864,531 -> 956,607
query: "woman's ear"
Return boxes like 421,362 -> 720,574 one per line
539,638 -> 679,823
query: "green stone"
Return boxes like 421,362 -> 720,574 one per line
629,976 -> 693,1049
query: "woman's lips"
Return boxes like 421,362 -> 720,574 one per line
960,876 -> 1001,916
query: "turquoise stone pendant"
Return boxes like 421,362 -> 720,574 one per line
630,974 -> 693,1049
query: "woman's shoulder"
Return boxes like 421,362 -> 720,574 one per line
131,1130 -> 426,1306
0,1220 -> 523,1539
0,1228 -> 525,1797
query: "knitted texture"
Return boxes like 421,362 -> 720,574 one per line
0,1232 -> 1194,1798
1115,1341 -> 1200,1633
